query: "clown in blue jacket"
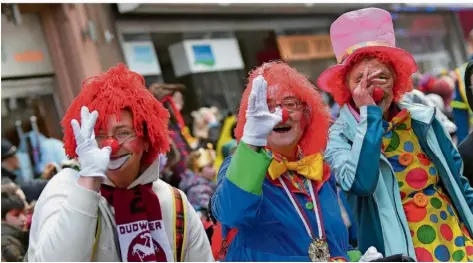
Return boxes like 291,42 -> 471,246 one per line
211,62 -> 382,262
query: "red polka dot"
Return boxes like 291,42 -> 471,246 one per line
440,224 -> 453,241
415,247 -> 433,261
466,246 -> 473,256
405,168 -> 428,189
410,230 -> 414,237
403,201 -> 427,223
417,153 -> 431,166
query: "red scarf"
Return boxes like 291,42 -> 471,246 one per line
101,184 -> 173,262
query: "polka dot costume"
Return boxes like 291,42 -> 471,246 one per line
382,109 -> 473,262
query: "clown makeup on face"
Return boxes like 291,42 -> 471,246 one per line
4,209 -> 27,231
347,57 -> 395,115
96,109 -> 149,188
266,90 -> 307,160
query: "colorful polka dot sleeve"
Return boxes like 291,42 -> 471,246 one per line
382,109 -> 473,262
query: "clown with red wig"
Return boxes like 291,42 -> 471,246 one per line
321,8 -> 473,262
210,61 -> 382,262
26,64 -> 213,262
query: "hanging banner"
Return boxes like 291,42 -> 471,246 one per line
169,38 -> 244,77
277,35 -> 335,61
123,41 -> 162,76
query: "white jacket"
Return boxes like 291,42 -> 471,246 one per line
27,159 -> 214,262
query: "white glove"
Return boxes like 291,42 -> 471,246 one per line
241,75 -> 282,147
359,246 -> 383,262
71,106 -> 111,180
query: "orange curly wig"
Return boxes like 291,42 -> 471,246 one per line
330,51 -> 414,106
61,64 -> 170,165
235,61 -> 330,156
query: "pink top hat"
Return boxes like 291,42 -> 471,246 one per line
317,8 -> 418,93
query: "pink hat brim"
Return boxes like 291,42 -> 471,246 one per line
317,46 -> 418,93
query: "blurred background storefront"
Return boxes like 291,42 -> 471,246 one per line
114,3 -> 472,116
1,3 -> 123,145
2,3 -> 472,140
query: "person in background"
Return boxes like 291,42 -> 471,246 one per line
1,190 -> 29,261
320,8 -> 473,261
2,139 -> 48,203
214,113 -> 237,171
179,147 -> 217,212
458,61 -> 473,185
2,139 -> 22,185
451,62 -> 472,144
149,83 -> 196,187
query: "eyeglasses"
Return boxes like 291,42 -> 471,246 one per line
267,98 -> 304,113
96,129 -> 136,145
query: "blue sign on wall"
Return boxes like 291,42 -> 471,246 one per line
133,45 -> 154,64
192,45 -> 215,66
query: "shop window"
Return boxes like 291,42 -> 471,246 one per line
1,94 -> 61,147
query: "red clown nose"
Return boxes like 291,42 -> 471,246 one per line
373,87 -> 384,103
281,108 -> 289,123
101,138 -> 120,155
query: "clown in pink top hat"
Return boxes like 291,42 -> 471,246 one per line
323,8 -> 473,262
318,7 -> 417,112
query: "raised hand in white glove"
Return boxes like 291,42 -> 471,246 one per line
359,246 -> 383,262
241,75 -> 282,147
71,106 -> 111,181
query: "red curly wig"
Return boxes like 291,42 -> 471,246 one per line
330,51 -> 414,106
61,64 -> 170,165
235,61 -> 330,156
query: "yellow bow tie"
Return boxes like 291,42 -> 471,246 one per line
268,153 -> 324,181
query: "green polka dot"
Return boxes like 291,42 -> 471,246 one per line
398,181 -> 404,188
397,123 -> 407,130
453,250 -> 465,261
431,198 -> 442,209
385,131 -> 400,152
417,225 -> 436,244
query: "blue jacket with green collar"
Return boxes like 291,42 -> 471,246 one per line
211,142 -> 353,261
324,102 -> 473,261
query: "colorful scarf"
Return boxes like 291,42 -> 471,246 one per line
101,184 -> 173,262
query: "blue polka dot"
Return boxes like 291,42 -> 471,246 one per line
423,186 -> 436,196
429,167 -> 437,176
430,214 -> 438,223
384,131 -> 392,138
388,156 -> 407,172
440,211 -> 448,220
403,141 -> 414,152
455,236 -> 465,247
435,245 -> 450,261
447,205 -> 455,216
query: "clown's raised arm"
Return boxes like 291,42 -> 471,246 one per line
211,75 -> 283,228
324,105 -> 384,195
